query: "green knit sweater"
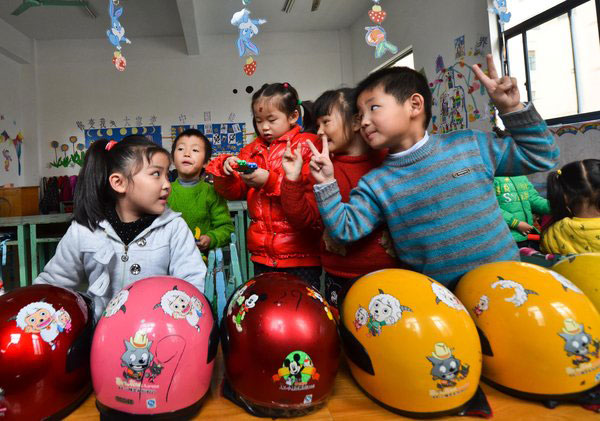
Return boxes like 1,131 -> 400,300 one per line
167,179 -> 235,249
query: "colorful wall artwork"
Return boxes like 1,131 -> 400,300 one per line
48,136 -> 86,168
171,123 -> 246,156
84,126 -> 163,148
428,35 -> 493,135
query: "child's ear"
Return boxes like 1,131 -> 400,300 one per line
409,93 -> 425,120
288,110 -> 300,126
351,114 -> 361,132
109,172 -> 128,194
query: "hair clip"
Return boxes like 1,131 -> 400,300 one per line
105,140 -> 118,151
557,169 -> 562,176
297,99 -> 302,105
283,82 -> 289,88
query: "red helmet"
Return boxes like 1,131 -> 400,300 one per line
0,284 -> 94,420
222,273 -> 340,417
91,276 -> 218,419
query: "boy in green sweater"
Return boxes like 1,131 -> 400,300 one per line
168,129 -> 234,251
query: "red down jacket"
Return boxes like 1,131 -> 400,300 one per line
206,126 -> 322,268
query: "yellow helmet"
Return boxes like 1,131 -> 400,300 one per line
455,261 -> 600,401
552,254 -> 600,312
340,269 -> 483,417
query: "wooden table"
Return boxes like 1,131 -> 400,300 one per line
66,353 -> 598,421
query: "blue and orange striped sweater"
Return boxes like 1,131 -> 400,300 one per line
313,103 -> 559,289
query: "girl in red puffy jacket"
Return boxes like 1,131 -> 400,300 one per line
206,82 -> 323,289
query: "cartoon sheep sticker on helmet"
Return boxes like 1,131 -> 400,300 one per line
354,289 -> 412,337
14,301 -> 71,350
549,270 -> 583,294
491,277 -> 538,307
103,289 -> 130,318
558,318 -> 600,367
155,286 -> 204,332
430,280 -> 467,312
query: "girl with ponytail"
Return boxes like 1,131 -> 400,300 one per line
34,136 -> 206,320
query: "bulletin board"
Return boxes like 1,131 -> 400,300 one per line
84,126 -> 163,148
171,123 -> 246,156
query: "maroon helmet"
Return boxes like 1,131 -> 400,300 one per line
222,273 -> 340,417
0,285 -> 94,420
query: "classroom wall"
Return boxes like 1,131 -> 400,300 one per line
0,55 -> 39,187
34,29 -> 353,177
349,0 -> 496,134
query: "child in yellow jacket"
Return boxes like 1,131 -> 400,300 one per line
542,159 -> 600,254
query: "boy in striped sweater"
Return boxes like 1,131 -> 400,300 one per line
308,55 -> 559,289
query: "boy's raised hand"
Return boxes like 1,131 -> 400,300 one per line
307,136 -> 335,184
282,140 -> 303,181
473,54 -> 524,115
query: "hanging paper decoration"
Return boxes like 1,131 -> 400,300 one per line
12,132 -> 23,175
364,1 -> 397,59
243,57 -> 257,76
106,0 -> 131,71
365,26 -> 398,59
489,0 -> 511,24
231,5 -> 266,76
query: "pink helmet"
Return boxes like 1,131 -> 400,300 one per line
91,276 -> 217,419
0,284 -> 94,420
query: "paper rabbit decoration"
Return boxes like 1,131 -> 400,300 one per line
106,1 -> 131,51
231,8 -> 266,57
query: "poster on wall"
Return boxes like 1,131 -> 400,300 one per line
428,34 -> 494,135
171,123 -> 246,156
84,126 -> 162,148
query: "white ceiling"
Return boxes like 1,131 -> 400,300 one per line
0,0 -> 369,40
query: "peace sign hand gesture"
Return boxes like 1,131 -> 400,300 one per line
473,54 -> 524,115
282,140 -> 304,181
307,135 -> 335,184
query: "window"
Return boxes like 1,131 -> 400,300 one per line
372,47 -> 414,72
528,50 -> 536,71
501,0 -> 600,124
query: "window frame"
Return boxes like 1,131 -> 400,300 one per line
372,46 -> 414,72
499,0 -> 600,125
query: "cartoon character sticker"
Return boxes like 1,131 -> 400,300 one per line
233,293 -> 266,332
230,8 -> 266,57
354,289 -> 412,336
473,295 -> 489,317
306,287 -> 334,321
103,289 -> 129,318
427,342 -> 470,391
549,270 -> 583,294
154,286 -> 204,332
430,281 -> 467,312
559,318 -> 600,367
272,350 -> 320,392
227,280 -> 255,317
14,302 -> 72,350
121,330 -> 163,383
491,277 -> 538,307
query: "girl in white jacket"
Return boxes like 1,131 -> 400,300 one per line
34,136 -> 206,320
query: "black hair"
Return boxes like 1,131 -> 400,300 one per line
251,82 -> 317,135
355,66 -> 432,129
73,135 -> 170,230
171,128 -> 212,164
314,88 -> 357,141
546,159 -> 600,221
